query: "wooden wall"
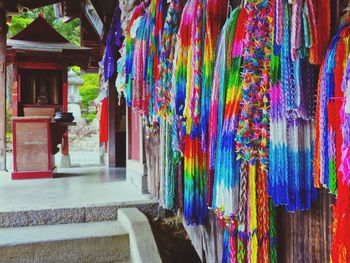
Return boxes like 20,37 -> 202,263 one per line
277,189 -> 335,263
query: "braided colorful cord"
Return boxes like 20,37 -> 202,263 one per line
157,0 -> 183,120
237,160 -> 249,263
269,199 -> 277,263
248,164 -> 258,263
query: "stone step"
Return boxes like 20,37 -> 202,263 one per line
0,200 -> 160,228
0,221 -> 130,263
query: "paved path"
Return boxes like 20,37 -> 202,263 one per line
0,167 -> 151,213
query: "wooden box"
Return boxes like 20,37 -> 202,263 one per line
12,117 -> 54,179
23,107 -> 55,117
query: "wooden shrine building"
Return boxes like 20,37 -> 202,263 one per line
6,15 -> 91,178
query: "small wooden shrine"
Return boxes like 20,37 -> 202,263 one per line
7,15 -> 91,179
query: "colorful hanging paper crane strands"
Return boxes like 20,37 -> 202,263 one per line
209,0 -> 275,261
313,22 -> 350,263
236,1 -> 273,262
180,0 -> 208,225
315,23 -> 350,194
157,0 -> 184,120
174,0 -> 227,225
116,0 -> 341,262
125,2 -> 145,107
210,4 -> 244,220
268,0 -> 331,212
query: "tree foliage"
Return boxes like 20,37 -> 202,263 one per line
80,74 -> 99,122
8,5 -> 80,45
80,74 -> 99,109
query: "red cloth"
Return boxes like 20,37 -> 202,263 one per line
100,98 -> 108,143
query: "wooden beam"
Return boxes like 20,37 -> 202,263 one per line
17,61 -> 63,70
0,6 -> 6,170
82,0 -> 104,40
15,0 -> 61,9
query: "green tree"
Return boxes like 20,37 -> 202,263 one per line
80,73 -> 99,110
8,5 -> 80,45
79,73 -> 99,122
8,16 -> 33,37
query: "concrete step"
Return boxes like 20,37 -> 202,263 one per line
0,221 -> 130,263
0,200 -> 161,228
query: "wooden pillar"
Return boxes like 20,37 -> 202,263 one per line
108,75 -> 117,167
0,4 -> 6,171
126,107 -> 148,193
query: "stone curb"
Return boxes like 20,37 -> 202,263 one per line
118,208 -> 162,263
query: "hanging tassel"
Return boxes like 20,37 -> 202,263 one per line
248,164 -> 258,263
237,160 -> 248,263
222,227 -> 230,263
184,135 -> 194,224
230,218 -> 238,263
269,199 -> 278,263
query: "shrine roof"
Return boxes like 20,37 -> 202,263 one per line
7,39 -> 90,53
7,16 -> 91,68
11,15 -> 70,43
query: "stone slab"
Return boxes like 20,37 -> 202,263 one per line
118,208 -> 162,263
0,221 -> 130,263
0,200 -> 160,228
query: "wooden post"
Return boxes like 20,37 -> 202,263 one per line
126,107 -> 148,193
0,4 -> 6,171
108,75 -> 117,167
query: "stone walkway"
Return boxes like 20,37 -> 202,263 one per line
0,167 -> 152,213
